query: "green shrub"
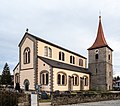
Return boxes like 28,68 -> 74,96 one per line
0,90 -> 23,106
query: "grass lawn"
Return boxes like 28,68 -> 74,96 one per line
39,99 -> 51,103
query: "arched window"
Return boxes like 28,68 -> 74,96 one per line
15,73 -> 19,83
73,56 -> 75,64
44,46 -> 48,57
70,55 -> 75,64
95,54 -> 98,60
57,72 -> 67,85
70,56 -> 72,63
108,54 -> 110,60
49,47 -> 52,58
46,73 -> 48,84
40,71 -> 49,85
57,74 -> 61,84
59,52 -> 65,61
44,46 -> 52,58
72,74 -> 79,86
62,75 -> 65,85
79,59 -> 83,66
84,76 -> 88,86
23,47 -> 30,64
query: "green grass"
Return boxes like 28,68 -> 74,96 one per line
39,99 -> 51,103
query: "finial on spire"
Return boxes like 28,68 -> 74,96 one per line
99,10 -> 101,21
26,28 -> 29,33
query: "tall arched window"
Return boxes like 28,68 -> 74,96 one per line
73,56 -> 75,64
79,59 -> 83,66
70,55 -> 75,64
57,72 -> 67,85
57,74 -> 61,84
15,73 -> 19,83
62,75 -> 65,85
72,74 -> 79,86
59,52 -> 65,61
44,46 -> 48,57
40,71 -> 49,85
44,46 -> 52,58
70,56 -> 72,63
23,47 -> 30,64
84,76 -> 88,86
49,47 -> 52,58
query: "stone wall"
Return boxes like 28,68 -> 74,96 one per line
18,93 -> 31,106
52,92 -> 120,106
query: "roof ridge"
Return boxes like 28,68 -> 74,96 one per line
26,32 -> 87,59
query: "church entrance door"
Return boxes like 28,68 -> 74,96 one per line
24,79 -> 30,91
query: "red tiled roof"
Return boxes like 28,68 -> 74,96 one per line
88,16 -> 112,50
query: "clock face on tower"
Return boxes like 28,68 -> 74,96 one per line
95,49 -> 99,53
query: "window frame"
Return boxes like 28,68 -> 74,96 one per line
57,72 -> 67,86
40,70 -> 49,85
23,47 -> 30,64
59,51 -> 65,61
70,55 -> 75,64
72,74 -> 79,86
79,59 -> 83,66
95,53 -> 99,60
84,76 -> 88,86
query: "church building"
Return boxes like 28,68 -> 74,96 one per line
13,16 -> 113,92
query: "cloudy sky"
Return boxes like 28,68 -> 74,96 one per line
0,0 -> 120,76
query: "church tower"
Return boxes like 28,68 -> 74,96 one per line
88,16 -> 113,90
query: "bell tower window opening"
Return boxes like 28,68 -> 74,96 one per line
108,54 -> 110,60
95,54 -> 99,60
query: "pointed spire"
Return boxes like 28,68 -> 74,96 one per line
88,15 -> 112,50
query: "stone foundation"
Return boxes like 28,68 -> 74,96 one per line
52,92 -> 120,106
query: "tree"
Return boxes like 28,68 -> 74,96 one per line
117,76 -> 120,80
1,63 -> 12,85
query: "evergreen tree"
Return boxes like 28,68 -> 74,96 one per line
1,63 -> 12,85
117,76 -> 120,80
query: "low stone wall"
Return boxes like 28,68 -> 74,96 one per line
18,93 -> 31,106
52,92 -> 120,106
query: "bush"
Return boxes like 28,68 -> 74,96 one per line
0,90 -> 23,106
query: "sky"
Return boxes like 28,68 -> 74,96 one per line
0,0 -> 120,76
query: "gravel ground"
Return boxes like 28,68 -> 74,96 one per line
61,100 -> 120,106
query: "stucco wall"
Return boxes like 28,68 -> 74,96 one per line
37,40 -> 86,68
20,37 -> 34,70
20,69 -> 35,90
53,68 -> 90,91
37,58 -> 50,91
19,36 -> 36,90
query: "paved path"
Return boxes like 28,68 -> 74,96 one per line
61,100 -> 120,106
